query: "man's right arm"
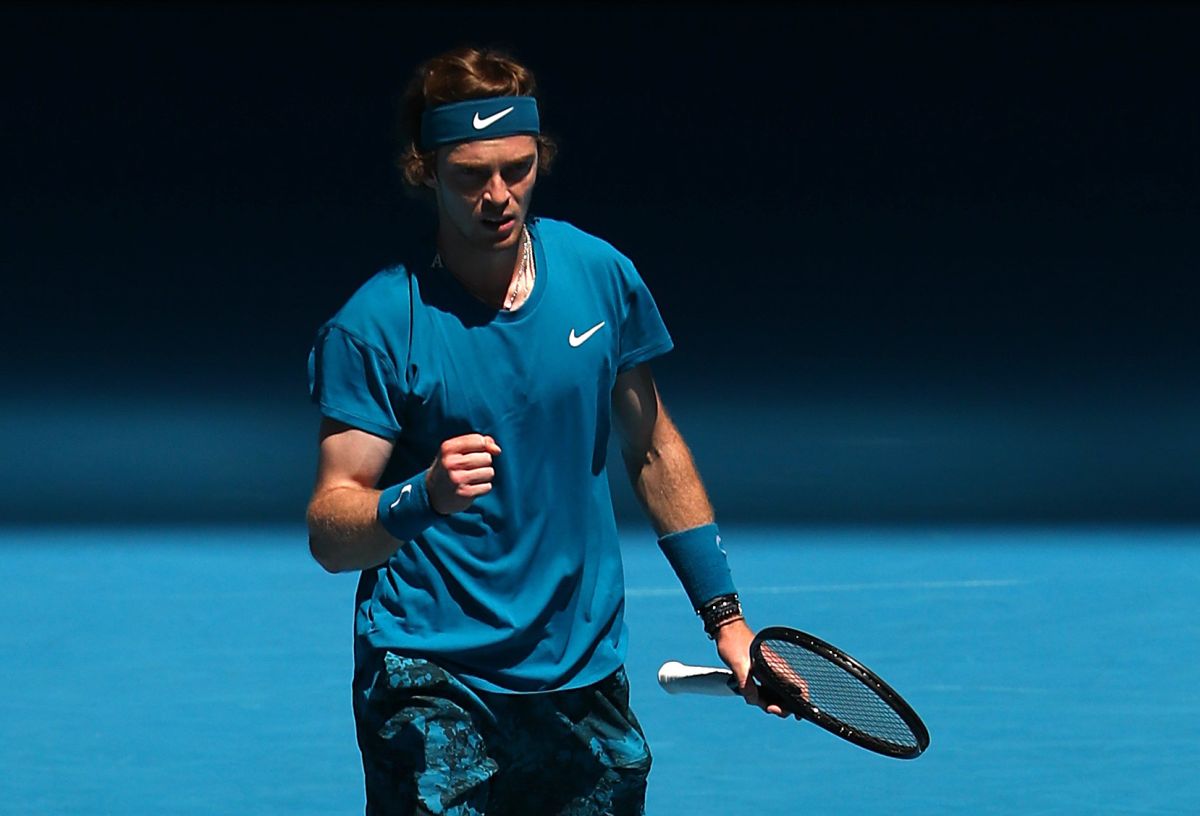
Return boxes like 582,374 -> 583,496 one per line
306,418 -> 502,573
306,418 -> 401,573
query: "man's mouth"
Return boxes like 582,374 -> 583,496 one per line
481,214 -> 516,230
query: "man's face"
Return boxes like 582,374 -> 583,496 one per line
429,135 -> 539,252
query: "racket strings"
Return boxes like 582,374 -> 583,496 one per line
758,640 -> 919,749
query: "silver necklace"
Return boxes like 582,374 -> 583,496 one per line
503,225 -> 535,311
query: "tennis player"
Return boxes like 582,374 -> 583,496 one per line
306,46 -> 779,816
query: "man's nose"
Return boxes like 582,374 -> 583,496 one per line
481,172 -> 509,205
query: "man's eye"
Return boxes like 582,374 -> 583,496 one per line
503,162 -> 533,183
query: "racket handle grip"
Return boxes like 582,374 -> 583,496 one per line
657,661 -> 738,696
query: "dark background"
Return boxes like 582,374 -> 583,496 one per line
3,2 -> 1197,525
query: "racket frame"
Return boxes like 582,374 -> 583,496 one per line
752,626 -> 930,759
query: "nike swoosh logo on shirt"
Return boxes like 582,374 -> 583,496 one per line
568,321 -> 606,348
388,483 -> 413,510
473,107 -> 515,130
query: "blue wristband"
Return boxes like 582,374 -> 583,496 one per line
377,472 -> 442,542
656,523 -> 737,609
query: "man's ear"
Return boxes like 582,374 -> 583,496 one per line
423,151 -> 439,189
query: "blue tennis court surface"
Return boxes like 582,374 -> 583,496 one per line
2,526 -> 1197,814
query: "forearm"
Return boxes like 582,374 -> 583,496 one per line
306,484 -> 400,573
614,366 -> 737,616
623,415 -> 714,536
624,411 -> 742,625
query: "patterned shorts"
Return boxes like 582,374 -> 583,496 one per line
353,653 -> 653,816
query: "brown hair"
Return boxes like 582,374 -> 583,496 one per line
398,46 -> 557,187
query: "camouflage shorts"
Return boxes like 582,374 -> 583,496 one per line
353,653 -> 652,816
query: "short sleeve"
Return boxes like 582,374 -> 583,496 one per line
616,261 -> 674,373
308,324 -> 404,439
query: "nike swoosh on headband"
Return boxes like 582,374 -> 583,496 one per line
473,107 -> 516,130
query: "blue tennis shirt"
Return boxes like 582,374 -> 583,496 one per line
308,217 -> 674,693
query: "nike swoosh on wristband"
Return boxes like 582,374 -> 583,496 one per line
388,483 -> 413,510
568,321 -> 606,347
473,107 -> 515,130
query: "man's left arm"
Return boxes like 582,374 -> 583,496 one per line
612,363 -> 784,716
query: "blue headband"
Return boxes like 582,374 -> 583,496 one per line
420,96 -> 540,150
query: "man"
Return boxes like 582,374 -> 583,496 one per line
307,46 -> 781,816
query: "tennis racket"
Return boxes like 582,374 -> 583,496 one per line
658,626 -> 930,759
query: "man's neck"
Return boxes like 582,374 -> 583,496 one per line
437,224 -> 525,307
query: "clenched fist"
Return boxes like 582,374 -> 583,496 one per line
426,433 -> 502,515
